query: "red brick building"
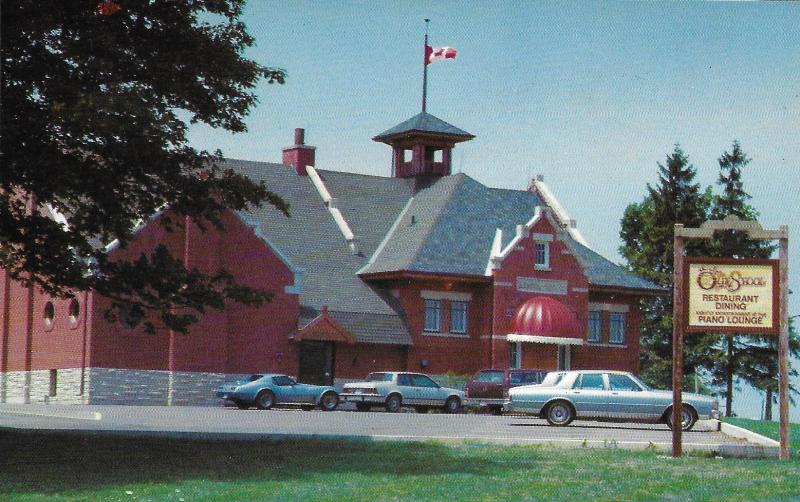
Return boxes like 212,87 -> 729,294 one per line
0,113 -> 662,405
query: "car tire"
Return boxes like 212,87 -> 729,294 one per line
443,396 -> 461,414
385,394 -> 402,413
255,390 -> 275,410
415,406 -> 429,414
545,400 -> 574,426
235,401 -> 250,410
319,391 -> 339,411
667,406 -> 697,432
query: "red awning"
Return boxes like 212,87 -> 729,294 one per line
509,296 -> 582,344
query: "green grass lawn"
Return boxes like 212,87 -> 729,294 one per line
2,430 -> 800,502
723,416 -> 800,451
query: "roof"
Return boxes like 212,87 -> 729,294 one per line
373,112 -> 475,143
224,158 -> 661,345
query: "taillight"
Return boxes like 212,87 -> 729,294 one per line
464,387 -> 470,398
503,389 -> 510,399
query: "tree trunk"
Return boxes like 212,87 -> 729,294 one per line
725,335 -> 734,417
765,388 -> 773,421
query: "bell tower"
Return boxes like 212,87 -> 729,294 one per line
373,112 -> 474,178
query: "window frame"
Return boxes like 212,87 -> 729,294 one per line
423,299 -> 441,332
450,301 -> 468,334
534,241 -> 550,270
609,312 -> 626,344
587,310 -> 602,343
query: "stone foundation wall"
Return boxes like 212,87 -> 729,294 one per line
0,368 -> 88,405
0,368 -> 254,406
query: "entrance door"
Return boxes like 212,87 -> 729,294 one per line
298,341 -> 335,386
557,345 -> 571,370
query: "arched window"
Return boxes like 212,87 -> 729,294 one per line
43,302 -> 55,327
69,299 -> 81,327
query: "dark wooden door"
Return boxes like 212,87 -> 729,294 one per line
298,341 -> 335,386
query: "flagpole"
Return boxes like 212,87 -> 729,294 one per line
422,19 -> 429,113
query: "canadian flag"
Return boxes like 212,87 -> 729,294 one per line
425,45 -> 457,65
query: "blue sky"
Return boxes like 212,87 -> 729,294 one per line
189,1 -> 800,419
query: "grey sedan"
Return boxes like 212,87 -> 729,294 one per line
216,374 -> 339,411
506,370 -> 719,431
340,372 -> 464,413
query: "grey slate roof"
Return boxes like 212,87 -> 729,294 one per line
225,159 -> 662,345
373,112 -> 474,142
226,159 -> 414,345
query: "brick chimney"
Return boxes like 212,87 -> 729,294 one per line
282,128 -> 315,176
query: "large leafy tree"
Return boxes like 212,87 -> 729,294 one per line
620,146 -> 715,388
1,0 -> 288,332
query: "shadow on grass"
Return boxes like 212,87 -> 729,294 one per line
0,429 -> 512,494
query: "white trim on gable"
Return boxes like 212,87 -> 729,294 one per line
528,175 -> 589,248
485,206 -> 566,275
306,165 -> 359,255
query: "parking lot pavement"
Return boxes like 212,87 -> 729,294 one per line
0,403 -> 750,454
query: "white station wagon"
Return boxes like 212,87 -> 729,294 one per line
341,371 -> 464,413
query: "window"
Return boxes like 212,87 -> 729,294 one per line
423,299 -> 441,332
43,302 -> 55,326
450,301 -> 468,334
609,312 -> 626,344
477,371 -> 504,383
272,375 -> 296,386
68,299 -> 80,328
510,371 -> 545,385
587,311 -> 601,343
397,374 -> 413,386
608,374 -> 642,392
411,374 -> 438,387
534,242 -> 549,269
509,342 -> 522,369
367,372 -> 393,382
576,373 -> 605,390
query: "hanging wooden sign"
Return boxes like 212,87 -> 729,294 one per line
684,257 -> 779,334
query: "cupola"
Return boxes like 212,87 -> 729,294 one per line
373,112 -> 474,178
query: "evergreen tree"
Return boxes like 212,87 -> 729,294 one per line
1,1 -> 287,332
620,146 -> 715,388
708,142 -> 798,416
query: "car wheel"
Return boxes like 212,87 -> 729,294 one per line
545,400 -> 574,426
415,406 -> 429,414
319,392 -> 339,411
355,403 -> 371,412
443,396 -> 461,414
235,401 -> 250,410
667,406 -> 697,431
385,394 -> 402,413
255,390 -> 275,410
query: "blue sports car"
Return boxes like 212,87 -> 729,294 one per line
216,373 -> 339,411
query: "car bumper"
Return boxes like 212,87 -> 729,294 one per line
340,393 -> 384,404
464,398 -> 505,409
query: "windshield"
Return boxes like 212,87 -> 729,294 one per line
247,375 -> 263,382
629,374 -> 652,391
367,372 -> 393,382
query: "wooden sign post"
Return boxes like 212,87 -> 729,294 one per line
672,216 -> 790,459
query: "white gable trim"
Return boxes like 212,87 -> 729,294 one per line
306,165 -> 359,255
487,206 -> 569,274
529,176 -> 589,247
235,212 -> 304,295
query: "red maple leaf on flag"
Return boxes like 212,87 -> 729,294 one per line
97,0 -> 121,16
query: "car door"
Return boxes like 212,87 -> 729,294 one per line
271,375 -> 299,403
606,373 -> 650,419
568,373 -> 608,418
396,373 -> 417,403
411,374 -> 442,405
